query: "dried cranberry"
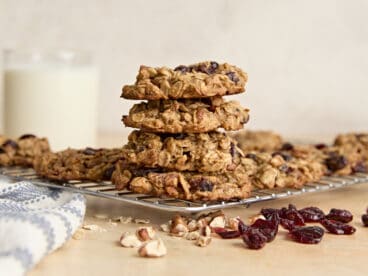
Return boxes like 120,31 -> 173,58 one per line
1,139 -> 18,149
352,162 -> 367,173
289,226 -> 324,244
174,65 -> 189,73
251,219 -> 279,242
280,218 -> 296,231
19,134 -> 36,140
361,214 -> 368,227
320,219 -> 356,235
245,153 -> 257,160
237,219 -> 249,234
315,143 -> 327,150
298,207 -> 325,222
225,72 -> 239,83
198,179 -> 214,192
213,227 -> 240,239
261,208 -> 280,220
103,166 -> 115,179
281,143 -> 294,151
242,228 -> 268,249
325,155 -> 348,172
325,208 -> 353,223
83,147 -> 97,155
279,205 -> 305,226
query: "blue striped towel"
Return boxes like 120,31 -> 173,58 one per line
0,176 -> 86,276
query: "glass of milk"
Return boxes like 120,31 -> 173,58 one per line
3,49 -> 99,151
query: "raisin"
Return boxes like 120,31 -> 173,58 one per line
251,218 -> 279,242
225,72 -> 239,83
1,139 -> 19,149
279,204 -> 305,226
298,207 -> 325,222
281,143 -> 294,151
198,179 -> 214,192
19,134 -> 36,140
325,208 -> 353,223
315,143 -> 327,150
261,208 -> 280,220
208,61 -> 219,74
289,226 -> 324,244
352,162 -> 367,173
320,219 -> 356,235
174,65 -> 189,73
280,218 -> 296,231
237,219 -> 249,235
103,166 -> 115,179
242,228 -> 268,249
213,228 -> 240,239
361,214 -> 368,227
325,155 -> 348,172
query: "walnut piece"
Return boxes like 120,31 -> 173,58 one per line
138,239 -> 167,257
120,232 -> 142,248
136,226 -> 156,241
196,236 -> 212,247
170,215 -> 189,236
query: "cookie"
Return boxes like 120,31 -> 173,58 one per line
121,61 -> 247,100
122,97 -> 249,133
112,161 -> 252,201
33,147 -> 122,181
121,130 -> 244,172
231,130 -> 283,152
0,134 -> 50,167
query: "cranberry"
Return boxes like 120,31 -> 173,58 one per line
325,155 -> 348,172
261,208 -> 280,220
361,214 -> 368,227
320,219 -> 356,235
279,204 -> 305,226
325,208 -> 353,223
281,143 -> 294,151
213,228 -> 241,239
237,219 -> 249,235
280,218 -> 296,231
298,207 -> 325,222
289,226 -> 324,244
251,218 -> 279,242
242,228 -> 268,249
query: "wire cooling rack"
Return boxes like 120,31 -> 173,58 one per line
1,166 -> 368,213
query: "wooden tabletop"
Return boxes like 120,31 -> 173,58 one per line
29,133 -> 368,276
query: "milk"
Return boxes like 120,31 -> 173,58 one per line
4,65 -> 99,150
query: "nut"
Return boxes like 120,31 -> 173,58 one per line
200,225 -> 211,237
209,216 -> 226,228
159,223 -> 170,233
196,218 -> 208,229
227,217 -> 240,231
114,216 -> 133,224
136,226 -> 156,241
138,239 -> 167,257
187,220 -> 198,232
185,231 -> 200,240
170,215 -> 189,237
82,224 -> 106,232
196,236 -> 212,247
198,210 -> 224,223
134,218 -> 150,224
119,232 -> 142,248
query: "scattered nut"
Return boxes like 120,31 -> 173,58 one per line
72,229 -> 85,240
120,216 -> 133,224
227,217 -> 240,231
185,231 -> 200,240
170,215 -> 189,237
196,218 -> 208,229
93,213 -> 109,220
159,223 -> 170,233
209,216 -> 226,228
82,224 -> 106,232
120,232 -> 142,248
138,239 -> 167,257
196,236 -> 212,247
187,220 -> 198,232
134,218 -> 150,224
200,225 -> 211,237
136,226 -> 156,241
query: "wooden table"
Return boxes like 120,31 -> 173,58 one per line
29,133 -> 368,276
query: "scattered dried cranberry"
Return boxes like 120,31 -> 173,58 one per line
298,207 -> 325,222
281,143 -> 294,151
261,208 -> 280,220
325,208 -> 353,223
19,134 -> 36,140
361,214 -> 368,227
213,228 -> 241,239
279,204 -> 305,226
325,155 -> 348,172
251,219 -> 279,242
320,219 -> 356,235
315,143 -> 327,150
237,219 -> 249,235
242,228 -> 268,249
289,226 -> 324,244
280,218 -> 296,231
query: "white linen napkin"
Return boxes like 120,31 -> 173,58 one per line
0,175 -> 86,276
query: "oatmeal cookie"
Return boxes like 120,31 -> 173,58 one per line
231,130 -> 283,152
121,131 -> 244,172
112,161 -> 251,201
123,97 -> 249,133
34,147 -> 122,181
121,61 -> 247,100
0,134 -> 50,167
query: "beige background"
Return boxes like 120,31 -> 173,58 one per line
1,0 -> 368,140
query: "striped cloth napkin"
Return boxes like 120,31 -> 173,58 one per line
0,175 -> 86,276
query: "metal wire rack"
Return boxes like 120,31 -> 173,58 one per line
1,166 -> 368,213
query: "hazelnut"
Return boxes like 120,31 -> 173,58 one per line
119,232 -> 142,248
138,239 -> 167,258
196,236 -> 212,247
136,226 -> 156,241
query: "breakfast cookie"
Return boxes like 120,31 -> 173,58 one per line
33,147 -> 122,181
112,161 -> 252,201
121,130 -> 244,172
121,61 -> 247,100
0,134 -> 50,167
122,97 -> 249,133
230,130 -> 283,152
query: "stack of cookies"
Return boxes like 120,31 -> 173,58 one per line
112,61 -> 253,201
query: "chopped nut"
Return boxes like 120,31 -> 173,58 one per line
136,226 -> 156,241
120,216 -> 133,224
185,231 -> 200,240
200,225 -> 211,237
187,220 -> 198,232
138,239 -> 167,257
196,218 -> 208,229
82,224 -> 106,232
196,236 -> 212,247
159,223 -> 170,233
209,215 -> 226,228
134,218 -> 150,224
72,229 -> 85,240
170,215 -> 189,237
227,217 -> 240,231
120,232 -> 142,248
93,213 -> 109,220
